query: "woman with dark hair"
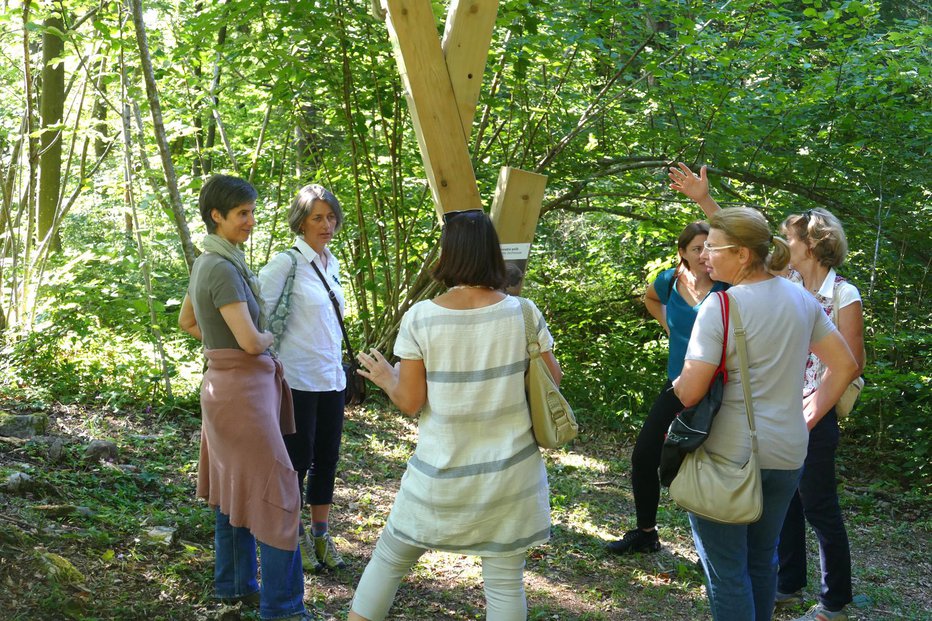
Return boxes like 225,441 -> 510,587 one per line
346,208 -> 561,621
178,175 -> 314,621
607,221 -> 727,555
259,184 -> 350,574
673,207 -> 857,621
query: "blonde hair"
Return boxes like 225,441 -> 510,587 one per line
709,207 -> 791,273
781,208 -> 848,268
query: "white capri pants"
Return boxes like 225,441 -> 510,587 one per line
350,528 -> 528,620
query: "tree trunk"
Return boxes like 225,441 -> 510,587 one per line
38,12 -> 65,252
120,43 -> 173,400
203,16 -> 229,175
128,0 -> 196,272
23,1 -> 39,266
0,120 -> 24,241
92,56 -> 109,159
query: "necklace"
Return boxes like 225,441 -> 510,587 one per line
450,284 -> 493,290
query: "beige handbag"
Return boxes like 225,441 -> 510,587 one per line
669,295 -> 763,524
830,277 -> 865,418
835,376 -> 864,418
518,298 -> 577,449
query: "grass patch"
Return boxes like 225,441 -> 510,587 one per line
0,401 -> 929,620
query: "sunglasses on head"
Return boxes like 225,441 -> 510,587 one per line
442,209 -> 484,225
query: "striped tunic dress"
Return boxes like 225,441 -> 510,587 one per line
384,295 -> 552,557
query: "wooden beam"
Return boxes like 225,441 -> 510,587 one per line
384,0 -> 483,219
490,167 -> 548,294
441,0 -> 499,139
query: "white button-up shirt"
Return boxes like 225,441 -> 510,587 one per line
788,267 -> 860,396
258,237 -> 346,392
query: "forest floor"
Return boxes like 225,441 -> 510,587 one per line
0,399 -> 929,621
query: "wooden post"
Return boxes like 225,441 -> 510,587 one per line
382,1 -> 550,295
490,167 -> 548,294
442,0 -> 499,139
384,0 -> 483,219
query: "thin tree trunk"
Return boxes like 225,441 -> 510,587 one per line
128,0 -> 196,272
868,160 -> 886,300
247,103 -> 272,184
92,56 -> 109,159
0,118 -> 25,240
120,38 -> 173,400
38,12 -> 65,251
203,12 -> 229,174
21,0 -> 39,319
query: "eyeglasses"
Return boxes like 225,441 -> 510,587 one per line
703,241 -> 737,253
442,209 -> 484,224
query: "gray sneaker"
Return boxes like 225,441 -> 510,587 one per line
775,590 -> 804,607
313,531 -> 347,571
792,604 -> 848,621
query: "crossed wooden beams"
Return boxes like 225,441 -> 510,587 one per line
383,0 -> 547,290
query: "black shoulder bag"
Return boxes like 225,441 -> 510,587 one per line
658,291 -> 729,487
309,261 -> 367,406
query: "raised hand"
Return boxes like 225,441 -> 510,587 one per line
668,162 -> 721,218
356,348 -> 399,392
668,163 -> 709,202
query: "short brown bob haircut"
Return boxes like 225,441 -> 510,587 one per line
288,184 -> 343,235
432,209 -> 506,289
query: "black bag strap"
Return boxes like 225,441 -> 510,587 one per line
308,258 -> 356,360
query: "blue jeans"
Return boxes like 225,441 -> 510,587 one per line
214,509 -> 306,620
689,467 -> 803,621
778,409 -> 852,611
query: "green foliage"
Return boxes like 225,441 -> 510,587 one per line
0,216 -> 199,409
0,0 -> 928,490
527,211 -> 672,433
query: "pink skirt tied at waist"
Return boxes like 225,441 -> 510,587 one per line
196,348 -> 300,551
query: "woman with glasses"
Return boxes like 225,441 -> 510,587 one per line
347,208 -> 561,621
178,175 -> 313,621
607,221 -> 727,555
670,164 -> 864,621
673,207 -> 857,621
259,185 -> 349,574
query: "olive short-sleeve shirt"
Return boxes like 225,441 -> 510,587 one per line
188,252 -> 259,350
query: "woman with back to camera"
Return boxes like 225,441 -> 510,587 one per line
670,164 -> 864,621
672,207 -> 857,621
178,175 -> 314,621
346,208 -> 561,621
606,221 -> 727,555
259,184 -> 349,574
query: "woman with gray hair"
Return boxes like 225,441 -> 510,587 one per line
259,184 -> 349,574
